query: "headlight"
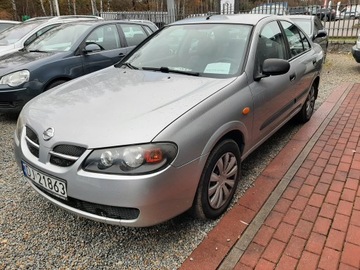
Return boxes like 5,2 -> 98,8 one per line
0,70 -> 30,87
15,114 -> 25,140
83,143 -> 178,175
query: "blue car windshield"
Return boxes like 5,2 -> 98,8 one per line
27,24 -> 91,52
126,23 -> 252,78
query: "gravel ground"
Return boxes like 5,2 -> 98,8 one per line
1,47 -> 360,270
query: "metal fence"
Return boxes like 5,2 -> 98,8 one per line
101,6 -> 360,40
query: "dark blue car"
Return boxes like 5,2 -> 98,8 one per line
0,20 -> 157,113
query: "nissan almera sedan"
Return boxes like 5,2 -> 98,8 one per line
14,14 -> 324,227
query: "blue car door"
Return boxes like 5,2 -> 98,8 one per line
82,24 -> 129,74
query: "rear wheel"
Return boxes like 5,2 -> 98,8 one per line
191,139 -> 241,220
297,85 -> 315,123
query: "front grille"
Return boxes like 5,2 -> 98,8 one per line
24,126 -> 86,167
50,144 -> 86,167
25,126 -> 39,158
53,145 -> 86,156
36,184 -> 139,220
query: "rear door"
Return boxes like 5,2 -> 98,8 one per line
279,20 -> 318,110
118,23 -> 151,49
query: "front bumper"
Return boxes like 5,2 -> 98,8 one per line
14,129 -> 203,227
352,45 -> 360,63
0,84 -> 41,113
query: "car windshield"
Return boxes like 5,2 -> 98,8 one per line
291,19 -> 311,36
27,23 -> 91,52
124,23 -> 252,78
0,20 -> 45,45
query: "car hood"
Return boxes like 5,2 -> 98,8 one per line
23,67 -> 235,148
0,44 -> 16,57
0,50 -> 57,73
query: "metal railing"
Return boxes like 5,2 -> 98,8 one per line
101,6 -> 360,40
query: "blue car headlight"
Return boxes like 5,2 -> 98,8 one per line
0,70 -> 30,87
83,143 -> 177,175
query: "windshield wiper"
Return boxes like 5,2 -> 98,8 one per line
142,66 -> 200,76
27,49 -> 48,53
116,62 -> 139,69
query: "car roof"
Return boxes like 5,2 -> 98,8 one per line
26,15 -> 103,22
0,20 -> 20,24
57,19 -> 159,28
171,14 -> 273,26
286,15 -> 315,20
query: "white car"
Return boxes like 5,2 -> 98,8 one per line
0,20 -> 20,32
0,16 -> 103,57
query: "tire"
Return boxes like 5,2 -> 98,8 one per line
297,85 -> 315,123
191,139 -> 241,220
45,80 -> 67,91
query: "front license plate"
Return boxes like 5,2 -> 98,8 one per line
21,161 -> 67,199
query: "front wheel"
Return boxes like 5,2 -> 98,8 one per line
297,85 -> 316,123
45,80 -> 68,91
191,139 -> 241,220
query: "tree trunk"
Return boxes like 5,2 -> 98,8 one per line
67,0 -> 71,14
73,0 -> 77,15
40,0 -> 47,16
10,0 -> 18,20
49,0 -> 53,15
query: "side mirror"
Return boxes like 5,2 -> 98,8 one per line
255,58 -> 290,80
83,43 -> 102,54
314,29 -> 327,39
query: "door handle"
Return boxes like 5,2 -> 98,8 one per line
290,73 -> 296,81
119,53 -> 125,57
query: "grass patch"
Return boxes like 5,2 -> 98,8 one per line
329,37 -> 357,44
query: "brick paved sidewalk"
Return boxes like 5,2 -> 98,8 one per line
180,82 -> 360,270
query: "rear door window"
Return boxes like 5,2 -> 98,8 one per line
119,24 -> 148,46
280,21 -> 310,58
86,24 -> 121,50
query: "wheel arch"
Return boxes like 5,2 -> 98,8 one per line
200,124 -> 246,165
312,75 -> 320,100
44,77 -> 72,91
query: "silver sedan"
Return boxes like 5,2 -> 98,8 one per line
14,14 -> 323,227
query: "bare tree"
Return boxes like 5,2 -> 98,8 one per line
10,0 -> 18,19
90,0 -> 98,15
73,0 -> 77,15
39,0 -> 47,15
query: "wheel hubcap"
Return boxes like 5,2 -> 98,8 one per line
208,152 -> 238,209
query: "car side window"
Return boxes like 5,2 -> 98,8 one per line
86,24 -> 120,51
119,24 -> 148,46
280,21 -> 309,58
255,21 -> 287,74
299,31 -> 310,50
143,25 -> 153,35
